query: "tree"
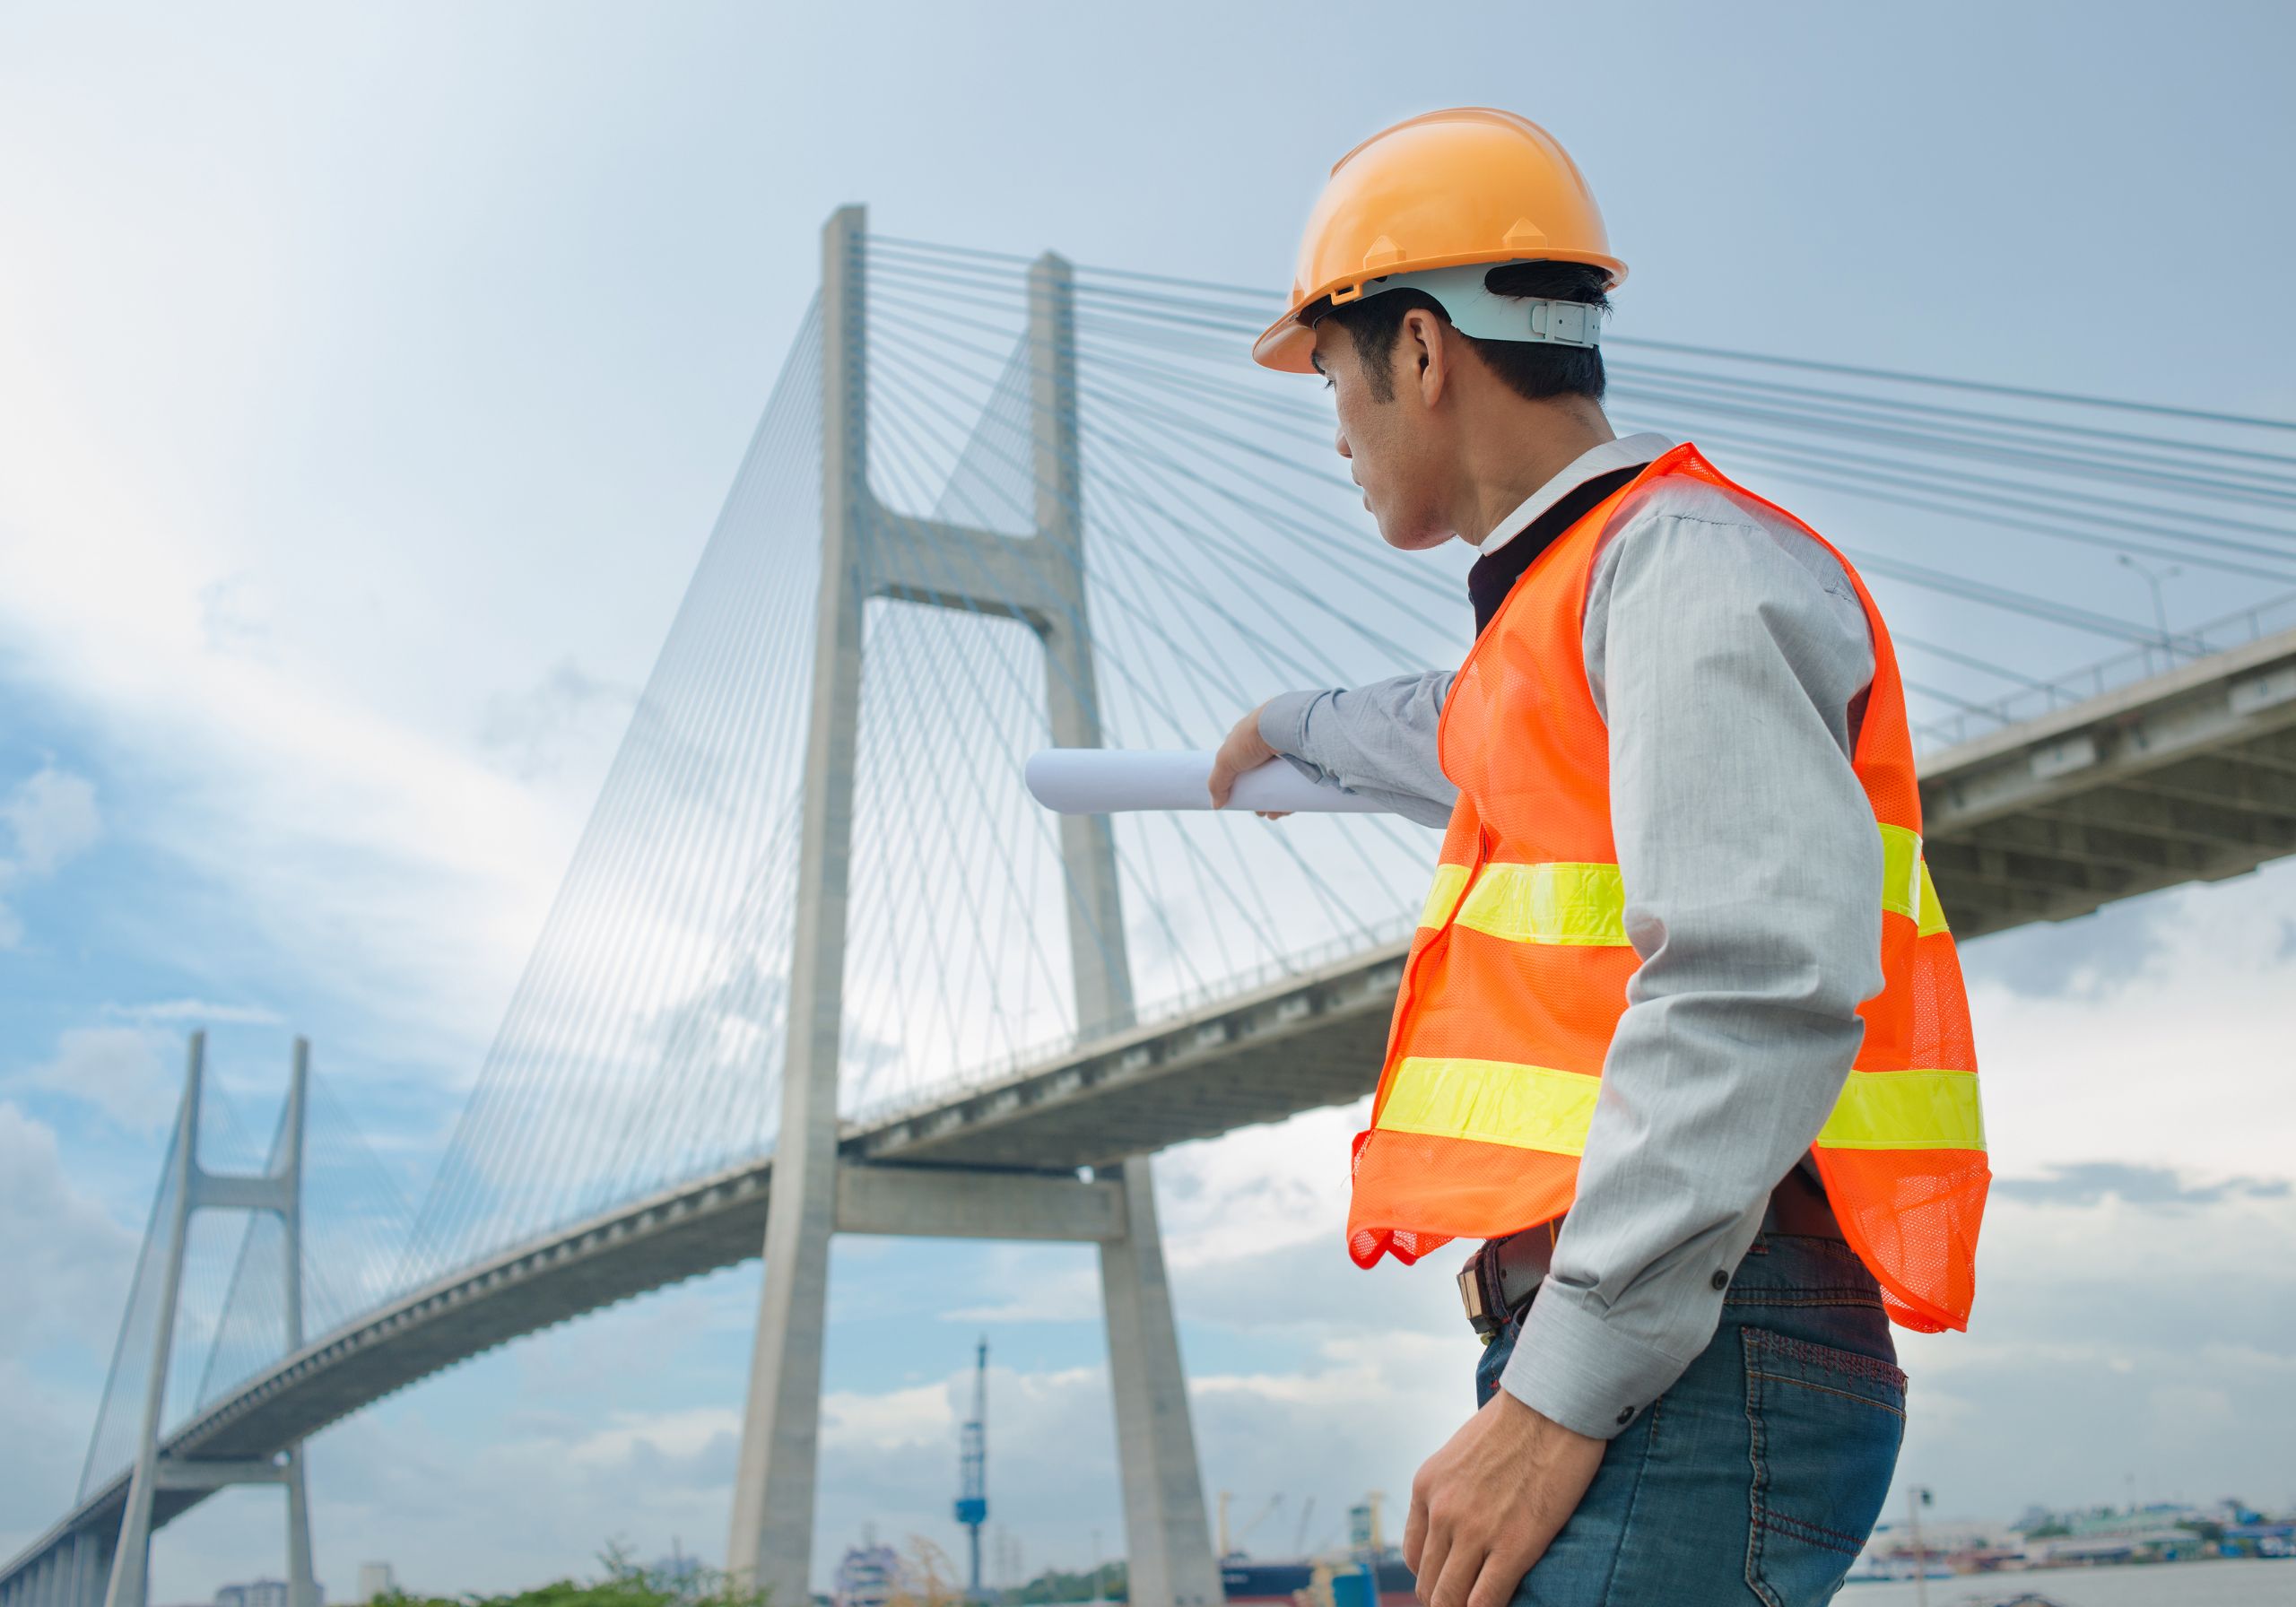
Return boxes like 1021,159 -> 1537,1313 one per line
887,1538 -> 963,1607
1006,1562 -> 1127,1605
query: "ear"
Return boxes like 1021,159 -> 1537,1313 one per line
1399,307 -> 1451,408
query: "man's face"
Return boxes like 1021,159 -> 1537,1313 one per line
1310,312 -> 1456,552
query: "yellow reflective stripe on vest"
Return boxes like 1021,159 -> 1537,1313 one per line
1458,862 -> 1628,945
1378,1058 -> 1983,1156
1816,1069 -> 1984,1151
1418,863 -> 1471,930
1413,827 -> 1944,943
1413,862 -> 1628,944
1377,1056 -> 1601,1156
1878,823 -> 1922,923
1915,859 -> 1950,937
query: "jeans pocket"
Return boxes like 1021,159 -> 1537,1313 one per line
1741,1326 -> 1906,1607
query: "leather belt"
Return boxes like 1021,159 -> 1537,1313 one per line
1456,1166 -> 1844,1343
1457,1220 -> 1559,1342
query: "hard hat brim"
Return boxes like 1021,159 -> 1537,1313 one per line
1252,316 -> 1318,375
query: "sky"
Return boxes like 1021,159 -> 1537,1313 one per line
4,0 -> 2296,1597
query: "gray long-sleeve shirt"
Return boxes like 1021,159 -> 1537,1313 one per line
1257,436 -> 1883,1440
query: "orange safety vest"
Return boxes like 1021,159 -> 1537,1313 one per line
1349,443 -> 1988,1333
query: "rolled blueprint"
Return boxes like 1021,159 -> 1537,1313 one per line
1024,748 -> 1385,816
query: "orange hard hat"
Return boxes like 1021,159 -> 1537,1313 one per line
1253,108 -> 1626,373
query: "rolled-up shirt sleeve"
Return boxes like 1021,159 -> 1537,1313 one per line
1258,672 -> 1458,828
1498,506 -> 1883,1439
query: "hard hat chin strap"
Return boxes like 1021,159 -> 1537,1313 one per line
1325,264 -> 1605,350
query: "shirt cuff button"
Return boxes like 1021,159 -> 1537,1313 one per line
1711,1269 -> 1729,1290
1615,1406 -> 1635,1426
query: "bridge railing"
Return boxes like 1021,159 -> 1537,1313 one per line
848,584 -> 2296,1135
840,908 -> 1418,1134
1913,588 -> 2296,751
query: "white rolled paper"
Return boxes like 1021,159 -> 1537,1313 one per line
1024,748 -> 1385,816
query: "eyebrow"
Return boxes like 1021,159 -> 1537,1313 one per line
1309,350 -> 1326,375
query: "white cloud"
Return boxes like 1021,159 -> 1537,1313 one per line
0,1356 -> 98,1565
18,1026 -> 179,1136
568,1406 -> 742,1469
106,999 -> 287,1027
1963,863 -> 2296,1181
1154,1103 -> 1366,1268
0,1102 -> 152,1545
0,1102 -> 140,1357
0,321 -> 580,1067
0,764 -> 100,946
942,1252 -> 1103,1325
823,1380 -> 956,1452
1,766 -> 100,877
480,661 -> 639,784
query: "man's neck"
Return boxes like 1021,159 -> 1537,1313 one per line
1452,398 -> 1617,547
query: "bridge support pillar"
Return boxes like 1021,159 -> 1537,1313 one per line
726,206 -> 1220,1604
1100,1160 -> 1222,1607
70,1533 -> 109,1607
285,1447 -> 317,1607
103,1035 -> 317,1607
726,204 -> 868,1606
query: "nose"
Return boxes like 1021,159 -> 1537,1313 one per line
1335,423 -> 1352,460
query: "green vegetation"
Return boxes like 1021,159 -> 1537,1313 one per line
1000,1562 -> 1127,1605
378,1548 -> 772,1607
373,1543 -> 1144,1607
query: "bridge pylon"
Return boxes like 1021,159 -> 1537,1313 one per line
102,1033 -> 318,1607
725,206 -> 1223,1607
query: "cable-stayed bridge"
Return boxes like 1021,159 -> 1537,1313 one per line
8,206 -> 2296,1607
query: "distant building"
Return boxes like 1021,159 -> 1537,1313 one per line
251,1582 -> 284,1607
2222,1522 -> 2296,1559
356,1563 -> 397,1603
831,1544 -> 900,1607
215,1580 -> 320,1607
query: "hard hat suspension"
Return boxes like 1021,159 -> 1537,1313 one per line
1321,264 -> 1605,351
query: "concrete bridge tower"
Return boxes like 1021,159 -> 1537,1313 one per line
724,206 -> 1223,1607
97,1035 -> 320,1607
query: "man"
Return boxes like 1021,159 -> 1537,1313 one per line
1206,109 -> 1989,1606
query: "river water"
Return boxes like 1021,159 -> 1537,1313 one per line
1833,1558 -> 2296,1605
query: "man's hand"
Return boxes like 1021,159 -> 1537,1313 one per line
1207,704 -> 1291,818
1405,1390 -> 1605,1607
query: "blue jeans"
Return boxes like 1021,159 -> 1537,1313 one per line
1474,1234 -> 1905,1606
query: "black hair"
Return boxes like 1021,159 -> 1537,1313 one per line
1315,260 -> 1611,405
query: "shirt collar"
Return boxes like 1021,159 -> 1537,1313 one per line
1476,432 -> 1674,558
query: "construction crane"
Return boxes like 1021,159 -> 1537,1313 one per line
954,1337 -> 988,1598
1238,1494 -> 1283,1552
1216,1492 -> 1283,1559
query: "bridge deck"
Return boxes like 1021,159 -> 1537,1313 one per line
10,625 -> 2294,1587
1919,623 -> 2296,936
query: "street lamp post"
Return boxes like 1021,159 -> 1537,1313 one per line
2118,553 -> 2182,669
1906,1484 -> 1935,1607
